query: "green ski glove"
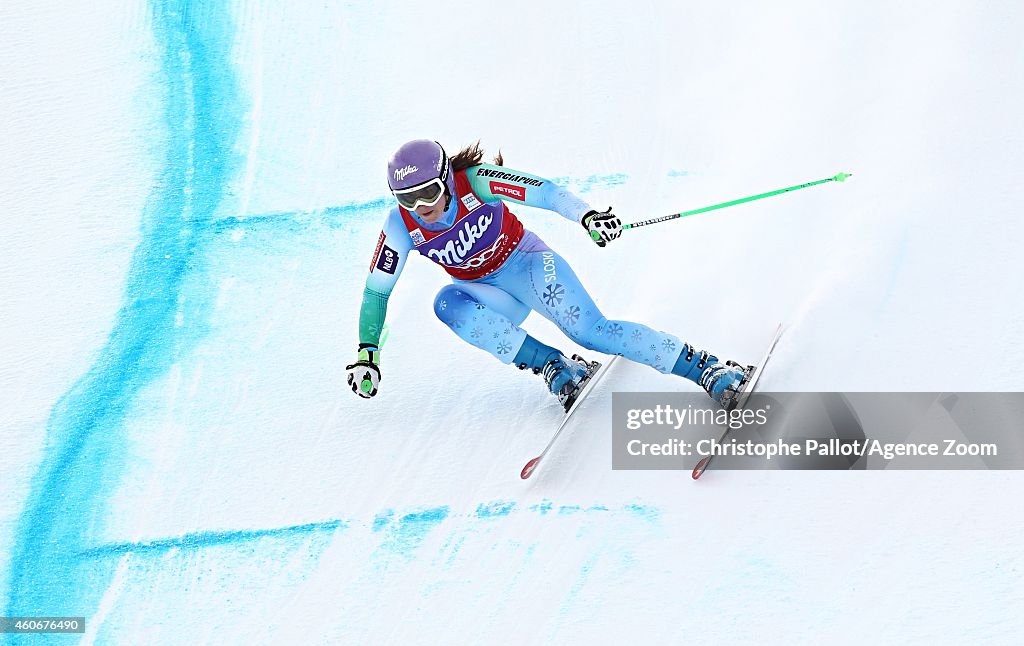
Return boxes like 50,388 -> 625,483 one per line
345,344 -> 381,399
582,207 -> 622,247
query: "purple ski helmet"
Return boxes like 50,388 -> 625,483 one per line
387,139 -> 455,211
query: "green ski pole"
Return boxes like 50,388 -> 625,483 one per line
617,172 -> 852,234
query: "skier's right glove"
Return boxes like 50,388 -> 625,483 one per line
581,207 -> 622,247
345,344 -> 381,399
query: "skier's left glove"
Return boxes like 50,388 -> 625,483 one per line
581,207 -> 622,247
345,344 -> 381,399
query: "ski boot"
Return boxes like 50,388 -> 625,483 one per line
541,354 -> 599,412
699,360 -> 755,410
671,344 -> 754,410
514,336 -> 600,411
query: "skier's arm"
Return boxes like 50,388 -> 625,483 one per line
359,208 -> 412,347
347,209 -> 412,398
467,163 -> 623,246
466,163 -> 594,223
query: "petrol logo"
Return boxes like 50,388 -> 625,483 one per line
490,181 -> 526,201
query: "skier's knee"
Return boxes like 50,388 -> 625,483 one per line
568,331 -> 597,350
563,325 -> 588,347
434,284 -> 472,320
566,317 -> 608,351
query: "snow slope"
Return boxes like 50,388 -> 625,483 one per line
2,0 -> 1023,643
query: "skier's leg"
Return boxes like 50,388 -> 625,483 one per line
452,281 -> 532,325
492,245 -> 687,371
433,282 -> 591,402
433,283 -> 529,363
490,245 -> 747,400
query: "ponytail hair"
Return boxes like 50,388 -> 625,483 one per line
450,140 -> 504,171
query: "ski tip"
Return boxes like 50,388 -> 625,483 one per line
521,457 -> 541,480
691,457 -> 711,480
833,171 -> 852,183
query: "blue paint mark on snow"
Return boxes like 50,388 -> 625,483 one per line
79,520 -> 346,559
401,507 -> 450,525
550,173 -> 629,194
476,500 -> 516,518
6,0 -> 245,620
372,510 -> 394,532
378,506 -> 451,557
1,0 -> 647,620
623,503 -> 661,522
530,500 -> 555,515
53,497 -> 655,568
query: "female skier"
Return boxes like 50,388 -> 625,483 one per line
346,140 -> 751,409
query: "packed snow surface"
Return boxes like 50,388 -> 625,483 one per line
2,1 -> 1022,643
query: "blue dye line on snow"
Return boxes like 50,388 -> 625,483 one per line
79,520 -> 346,559
475,500 -> 516,518
623,503 -> 661,522
550,173 -> 629,194
5,0 -> 245,618
210,171 -> 631,234
67,499 -> 659,572
530,500 -> 555,515
3,3 -> 644,622
211,198 -> 394,233
399,507 -> 450,525
372,510 -> 395,532
377,506 -> 451,557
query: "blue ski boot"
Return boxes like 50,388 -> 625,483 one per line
514,336 -> 597,411
541,354 -> 596,411
699,360 -> 754,410
672,344 -> 753,410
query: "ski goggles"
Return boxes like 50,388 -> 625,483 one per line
392,177 -> 446,211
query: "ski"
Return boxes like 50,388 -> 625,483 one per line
692,323 -> 785,480
521,355 -> 621,480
